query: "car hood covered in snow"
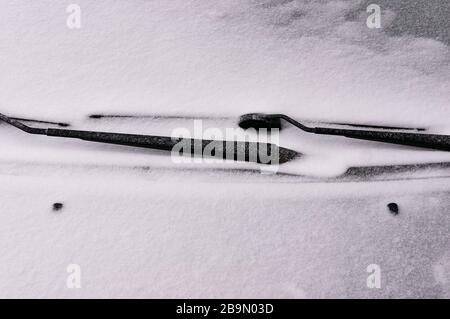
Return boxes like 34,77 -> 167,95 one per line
0,0 -> 449,298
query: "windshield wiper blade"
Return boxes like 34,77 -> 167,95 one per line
0,116 -> 70,127
0,112 -> 299,165
239,113 -> 450,152
323,121 -> 426,132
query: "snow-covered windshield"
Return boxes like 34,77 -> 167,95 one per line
0,1 -> 449,175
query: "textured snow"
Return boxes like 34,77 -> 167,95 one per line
0,171 -> 449,298
1,1 -> 449,125
1,0 -> 450,174
0,0 -> 449,298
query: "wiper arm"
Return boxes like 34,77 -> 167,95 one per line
0,112 -> 299,165
239,113 -> 450,152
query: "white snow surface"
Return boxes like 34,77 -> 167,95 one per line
0,1 -> 449,122
1,0 -> 450,174
0,0 -> 449,298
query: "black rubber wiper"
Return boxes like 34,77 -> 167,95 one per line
0,112 -> 299,165
0,116 -> 70,127
239,113 -> 450,152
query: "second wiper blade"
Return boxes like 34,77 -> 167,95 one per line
239,113 -> 450,152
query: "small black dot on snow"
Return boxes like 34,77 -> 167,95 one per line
387,203 -> 399,215
52,203 -> 64,212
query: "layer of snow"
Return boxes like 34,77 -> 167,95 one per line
1,0 -> 449,125
1,0 -> 449,175
0,0 -> 449,298
0,170 -> 449,298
